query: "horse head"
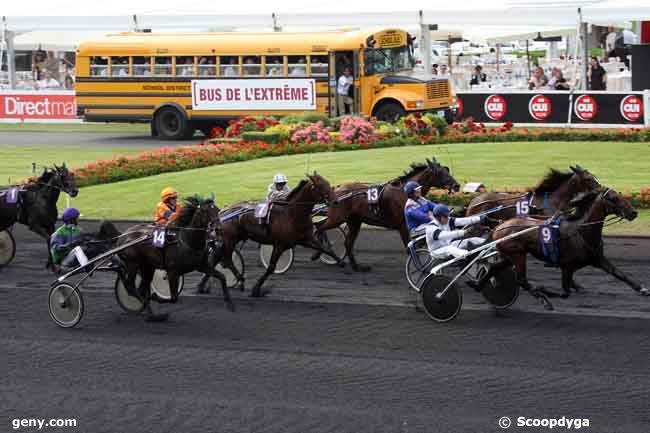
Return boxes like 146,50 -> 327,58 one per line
568,165 -> 600,195
569,188 -> 637,222
306,172 -> 336,205
425,157 -> 460,193
52,163 -> 79,197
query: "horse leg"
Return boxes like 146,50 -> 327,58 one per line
560,267 -> 574,298
310,216 -> 341,261
299,236 -> 346,268
251,246 -> 284,298
344,220 -> 369,272
595,255 -> 649,296
141,267 -> 169,322
196,274 -> 211,294
204,267 -> 234,312
511,254 -> 554,310
222,242 -> 245,291
571,278 -> 587,293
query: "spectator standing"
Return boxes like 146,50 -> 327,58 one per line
528,66 -> 548,90
37,70 -> 60,89
44,51 -> 61,82
64,75 -> 75,90
605,26 -> 618,58
469,65 -> 486,86
547,67 -> 569,90
337,66 -> 354,116
588,56 -> 607,90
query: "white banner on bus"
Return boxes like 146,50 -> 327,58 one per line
191,79 -> 316,111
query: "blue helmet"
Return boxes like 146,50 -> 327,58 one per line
404,181 -> 422,196
62,207 -> 80,223
433,204 -> 450,217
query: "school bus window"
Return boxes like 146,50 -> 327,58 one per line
219,56 -> 238,77
288,56 -> 306,77
90,56 -> 108,76
176,56 -> 195,76
110,57 -> 129,77
310,55 -> 328,77
133,56 -> 151,76
265,56 -> 284,77
198,56 -> 216,76
154,57 -> 172,76
243,56 -> 261,76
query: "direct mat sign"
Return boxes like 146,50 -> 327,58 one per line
191,79 -> 316,111
0,91 -> 77,121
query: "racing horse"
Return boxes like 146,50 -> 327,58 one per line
465,165 -> 601,223
313,157 -> 460,271
0,164 -> 78,267
219,172 -> 341,297
116,196 -> 231,321
476,188 -> 647,311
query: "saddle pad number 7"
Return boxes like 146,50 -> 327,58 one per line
367,187 -> 380,204
152,228 -> 166,248
5,188 -> 18,204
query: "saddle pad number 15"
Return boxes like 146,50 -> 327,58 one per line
516,199 -> 529,216
367,187 -> 380,205
5,188 -> 18,204
152,228 -> 166,248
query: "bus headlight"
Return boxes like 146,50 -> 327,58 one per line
406,100 -> 425,109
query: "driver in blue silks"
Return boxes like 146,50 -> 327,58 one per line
403,181 -> 438,234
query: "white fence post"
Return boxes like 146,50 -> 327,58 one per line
644,90 -> 650,128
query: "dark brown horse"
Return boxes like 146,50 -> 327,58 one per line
117,196 -> 231,320
478,188 -> 646,311
314,157 -> 460,271
219,172 -> 341,297
465,165 -> 601,223
0,164 -> 78,267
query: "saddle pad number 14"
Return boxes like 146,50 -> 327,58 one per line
152,228 -> 166,248
5,188 -> 18,204
367,187 -> 380,205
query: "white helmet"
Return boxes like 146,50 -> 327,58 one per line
273,173 -> 288,184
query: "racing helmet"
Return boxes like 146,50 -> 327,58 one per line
273,173 -> 288,184
160,187 -> 178,201
404,181 -> 422,196
62,207 -> 80,223
433,204 -> 451,217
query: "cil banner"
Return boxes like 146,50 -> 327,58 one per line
192,79 -> 316,111
0,91 -> 77,121
455,92 -> 645,125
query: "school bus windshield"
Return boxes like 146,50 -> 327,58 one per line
364,46 -> 413,75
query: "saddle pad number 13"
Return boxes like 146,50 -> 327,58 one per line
367,187 -> 380,204
152,228 -> 166,248
5,188 -> 18,204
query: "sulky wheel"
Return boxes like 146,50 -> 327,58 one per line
0,230 -> 16,268
215,249 -> 245,288
420,274 -> 463,323
405,248 -> 436,292
479,265 -> 520,309
114,274 -> 146,313
319,225 -> 347,265
48,283 -> 84,328
150,270 -> 185,300
259,244 -> 294,274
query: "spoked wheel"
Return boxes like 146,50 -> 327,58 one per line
405,248 -> 435,292
0,230 -> 16,267
114,273 -> 146,313
150,270 -> 185,300
215,249 -> 245,288
48,283 -> 84,328
420,274 -> 463,323
319,225 -> 347,265
479,264 -> 520,309
259,244 -> 294,274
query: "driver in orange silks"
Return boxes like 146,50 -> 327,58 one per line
155,187 -> 182,226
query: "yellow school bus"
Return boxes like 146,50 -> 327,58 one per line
75,28 -> 452,139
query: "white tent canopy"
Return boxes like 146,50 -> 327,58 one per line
13,30 -> 112,51
4,0 -> 650,31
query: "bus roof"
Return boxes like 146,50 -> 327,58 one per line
76,28 -> 407,56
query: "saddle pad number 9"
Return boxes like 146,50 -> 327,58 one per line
541,226 -> 552,243
5,188 -> 18,204
152,228 -> 166,248
367,187 -> 380,205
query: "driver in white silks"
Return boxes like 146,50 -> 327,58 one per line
425,204 -> 487,260
267,173 -> 291,201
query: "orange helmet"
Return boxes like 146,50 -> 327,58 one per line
160,187 -> 177,201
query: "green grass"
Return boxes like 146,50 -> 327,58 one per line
0,145 -> 154,184
61,140 -> 650,234
0,122 -> 150,133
